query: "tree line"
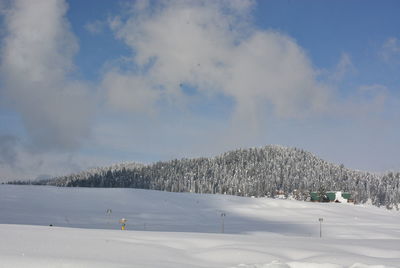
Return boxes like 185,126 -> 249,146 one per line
11,145 -> 400,209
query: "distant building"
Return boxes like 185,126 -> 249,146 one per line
275,189 -> 285,199
310,191 -> 351,203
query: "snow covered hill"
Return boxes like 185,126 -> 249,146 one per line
23,145 -> 400,209
0,185 -> 399,267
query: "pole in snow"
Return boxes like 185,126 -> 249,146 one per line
221,212 -> 226,233
319,218 -> 323,238
106,209 -> 112,226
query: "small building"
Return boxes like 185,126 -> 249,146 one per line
275,189 -> 285,199
310,191 -> 351,203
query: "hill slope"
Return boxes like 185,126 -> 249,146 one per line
18,145 -> 400,209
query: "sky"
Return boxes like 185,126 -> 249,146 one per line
0,0 -> 399,181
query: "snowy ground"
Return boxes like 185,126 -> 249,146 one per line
0,185 -> 399,267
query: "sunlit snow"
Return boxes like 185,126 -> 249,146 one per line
0,185 -> 399,267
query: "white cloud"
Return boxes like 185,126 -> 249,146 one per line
356,84 -> 388,112
0,141 -> 119,182
104,0 -> 331,135
333,84 -> 389,120
84,20 -> 104,34
380,37 -> 400,63
0,0 -> 93,151
329,53 -> 355,82
0,135 -> 18,167
102,71 -> 160,115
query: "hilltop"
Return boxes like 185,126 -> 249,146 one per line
12,145 -> 400,209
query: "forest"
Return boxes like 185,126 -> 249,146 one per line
12,145 -> 400,209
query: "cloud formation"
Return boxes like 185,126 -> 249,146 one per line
104,0 -> 331,129
329,53 -> 355,82
0,135 -> 18,167
0,143 -> 119,182
84,20 -> 104,35
1,0 -> 399,180
380,37 -> 400,63
0,0 -> 92,151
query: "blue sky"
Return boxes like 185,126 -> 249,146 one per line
1,0 -> 399,180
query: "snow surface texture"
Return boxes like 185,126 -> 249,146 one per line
0,185 -> 399,267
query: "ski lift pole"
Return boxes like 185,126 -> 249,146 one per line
221,212 -> 226,233
106,209 -> 112,226
319,218 -> 323,238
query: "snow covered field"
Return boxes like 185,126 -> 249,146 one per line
1,185 -> 399,267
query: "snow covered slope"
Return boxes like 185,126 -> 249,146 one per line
0,185 -> 399,267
